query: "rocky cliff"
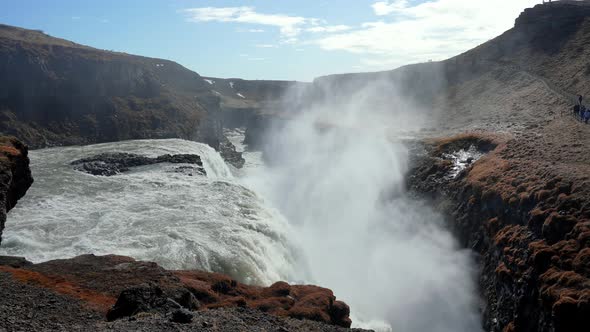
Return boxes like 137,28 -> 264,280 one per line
0,254 -> 363,331
407,130 -> 590,332
0,136 -> 33,245
0,24 -> 205,145
0,24 -> 249,166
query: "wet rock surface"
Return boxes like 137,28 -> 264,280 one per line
219,138 -> 245,169
0,136 -> 33,245
0,254 -> 363,331
71,152 -> 206,176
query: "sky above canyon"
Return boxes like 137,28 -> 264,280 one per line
2,0 -> 543,81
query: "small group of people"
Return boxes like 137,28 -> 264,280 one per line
574,95 -> 590,124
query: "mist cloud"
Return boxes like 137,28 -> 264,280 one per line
244,77 -> 482,331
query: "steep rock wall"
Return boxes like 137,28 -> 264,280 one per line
0,136 -> 33,244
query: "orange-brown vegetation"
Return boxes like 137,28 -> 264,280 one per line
175,270 -> 351,327
0,136 -> 25,163
409,129 -> 590,331
0,265 -> 116,312
0,255 -> 352,328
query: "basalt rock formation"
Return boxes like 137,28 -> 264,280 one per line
0,24 -> 246,168
407,131 -> 590,332
71,152 -> 206,176
202,76 -> 309,128
0,254 -> 362,331
0,24 -> 205,146
0,136 -> 33,245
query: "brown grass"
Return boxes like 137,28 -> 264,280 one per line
0,266 -> 116,313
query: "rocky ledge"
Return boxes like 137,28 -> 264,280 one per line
0,254 -> 364,331
407,132 -> 590,332
71,152 -> 206,176
0,136 -> 33,245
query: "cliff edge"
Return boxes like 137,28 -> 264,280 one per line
0,136 -> 33,245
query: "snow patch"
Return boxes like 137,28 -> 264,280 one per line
237,93 -> 246,99
212,90 -> 222,96
204,79 -> 215,85
229,82 -> 235,89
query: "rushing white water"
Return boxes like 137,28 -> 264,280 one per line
241,78 -> 483,332
0,139 -> 297,286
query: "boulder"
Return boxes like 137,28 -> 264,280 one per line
170,308 -> 194,324
106,283 -> 198,321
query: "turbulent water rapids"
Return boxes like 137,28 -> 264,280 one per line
0,138 -> 297,286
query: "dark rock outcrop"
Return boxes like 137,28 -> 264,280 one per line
71,152 -> 205,176
219,138 -> 245,168
0,136 -> 33,245
0,254 -> 358,330
0,265 -> 368,331
170,308 -> 194,324
106,284 -> 199,321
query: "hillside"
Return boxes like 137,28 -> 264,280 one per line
313,1 -> 590,133
0,24 -> 217,145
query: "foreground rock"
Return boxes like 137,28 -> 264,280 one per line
0,254 -> 362,331
0,136 -> 33,245
407,132 -> 590,332
71,152 -> 206,176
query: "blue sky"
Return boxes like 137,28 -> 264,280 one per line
1,0 -> 541,81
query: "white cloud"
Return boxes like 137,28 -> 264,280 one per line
183,6 -> 307,39
183,1 -> 541,71
183,6 -> 349,42
306,25 -> 351,33
236,28 -> 266,33
71,16 -> 81,20
315,0 -> 540,68
372,0 -> 409,16
256,44 -> 277,48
